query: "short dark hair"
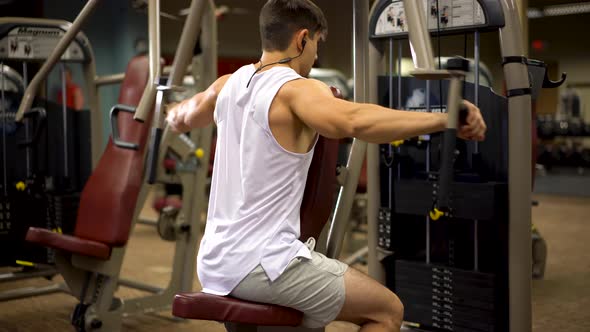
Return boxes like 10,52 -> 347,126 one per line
259,0 -> 328,52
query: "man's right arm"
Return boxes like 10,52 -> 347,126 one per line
285,79 -> 485,143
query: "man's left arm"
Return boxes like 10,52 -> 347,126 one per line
167,74 -> 231,132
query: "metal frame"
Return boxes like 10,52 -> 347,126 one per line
364,1 -> 532,332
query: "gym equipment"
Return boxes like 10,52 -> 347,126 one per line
149,126 -> 212,243
14,0 -> 216,331
363,1 -> 562,332
0,17 -> 96,301
536,115 -> 590,139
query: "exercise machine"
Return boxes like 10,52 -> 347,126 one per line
364,1 -> 561,331
0,17 -> 97,300
12,0 -> 217,331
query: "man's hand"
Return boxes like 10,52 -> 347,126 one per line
166,99 -> 193,133
457,100 -> 486,141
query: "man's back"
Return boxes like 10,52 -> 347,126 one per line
197,64 -> 316,296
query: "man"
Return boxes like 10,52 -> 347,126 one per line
167,1 -> 486,331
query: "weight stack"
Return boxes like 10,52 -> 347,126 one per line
44,192 -> 80,263
394,260 -> 499,332
0,193 -> 47,266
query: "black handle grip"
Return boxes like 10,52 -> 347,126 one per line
110,104 -> 139,150
436,128 -> 457,212
17,108 -> 47,148
542,71 -> 567,89
146,127 -> 163,184
459,104 -> 469,127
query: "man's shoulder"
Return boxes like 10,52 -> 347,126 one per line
282,78 -> 327,93
279,78 -> 331,100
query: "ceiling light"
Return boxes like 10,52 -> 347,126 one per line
528,1 -> 590,18
528,8 -> 544,18
544,2 -> 590,16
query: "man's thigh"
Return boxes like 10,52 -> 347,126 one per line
231,252 -> 347,328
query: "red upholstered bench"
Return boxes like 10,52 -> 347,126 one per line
26,55 -> 151,260
172,88 -> 342,329
173,293 -> 303,326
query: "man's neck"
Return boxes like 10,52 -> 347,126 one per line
258,50 -> 300,74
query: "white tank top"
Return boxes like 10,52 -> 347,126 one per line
197,64 -> 316,295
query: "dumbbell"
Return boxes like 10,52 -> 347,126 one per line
537,116 -> 555,139
555,120 -> 569,136
569,118 -> 584,136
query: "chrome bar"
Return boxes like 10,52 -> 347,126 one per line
367,0 -> 385,280
23,62 -> 31,176
60,63 -> 69,178
475,30 -> 480,154
1,61 -> 6,196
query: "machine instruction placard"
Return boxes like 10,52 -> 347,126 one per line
375,0 -> 486,37
0,27 -> 85,61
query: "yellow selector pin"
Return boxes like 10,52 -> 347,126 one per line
430,208 -> 444,221
390,140 -> 404,147
195,148 -> 205,159
15,181 -> 26,191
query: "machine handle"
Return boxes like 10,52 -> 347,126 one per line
434,128 -> 457,216
17,108 -> 47,147
430,104 -> 469,220
110,104 -> 140,150
146,127 -> 163,184
542,71 -> 567,89
458,104 -> 468,126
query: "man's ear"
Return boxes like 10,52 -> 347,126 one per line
297,29 -> 309,50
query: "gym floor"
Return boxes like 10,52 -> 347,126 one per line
1,192 -> 589,332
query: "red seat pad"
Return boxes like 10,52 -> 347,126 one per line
172,292 -> 303,326
26,227 -> 111,260
299,136 -> 339,241
299,86 -> 342,241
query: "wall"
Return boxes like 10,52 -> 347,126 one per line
157,0 -> 356,76
163,0 -> 507,90
43,0 -> 147,144
529,13 -> 590,122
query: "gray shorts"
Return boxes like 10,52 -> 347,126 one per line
230,239 -> 349,328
